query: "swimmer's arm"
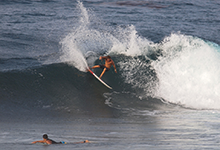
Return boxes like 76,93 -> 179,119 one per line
74,140 -> 90,144
32,140 -> 45,144
32,140 -> 52,144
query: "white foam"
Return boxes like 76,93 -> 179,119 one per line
152,33 -> 220,109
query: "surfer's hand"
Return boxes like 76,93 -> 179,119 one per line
115,69 -> 117,73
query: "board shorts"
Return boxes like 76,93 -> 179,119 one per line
99,65 -> 110,71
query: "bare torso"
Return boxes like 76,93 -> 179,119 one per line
104,58 -> 114,69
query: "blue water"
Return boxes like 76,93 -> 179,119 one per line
1,0 -> 220,149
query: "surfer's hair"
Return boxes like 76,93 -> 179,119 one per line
107,55 -> 111,59
43,134 -> 48,139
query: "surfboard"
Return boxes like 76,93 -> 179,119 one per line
88,68 -> 112,89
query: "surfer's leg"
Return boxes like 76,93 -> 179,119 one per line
91,65 -> 101,69
99,68 -> 106,79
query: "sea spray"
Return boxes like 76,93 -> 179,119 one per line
59,1 -> 90,72
109,25 -> 152,56
118,56 -> 158,96
60,1 -> 114,71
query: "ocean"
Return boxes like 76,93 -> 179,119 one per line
1,0 -> 220,149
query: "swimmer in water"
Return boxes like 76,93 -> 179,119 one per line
32,134 -> 90,145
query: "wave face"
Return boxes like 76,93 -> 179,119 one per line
1,0 -> 220,116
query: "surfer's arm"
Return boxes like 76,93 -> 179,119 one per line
112,62 -> 117,73
99,56 -> 107,60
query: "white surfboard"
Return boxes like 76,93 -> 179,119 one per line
88,69 -> 112,89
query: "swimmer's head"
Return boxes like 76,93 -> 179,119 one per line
84,140 -> 89,143
43,134 -> 48,139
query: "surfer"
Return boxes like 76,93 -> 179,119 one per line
91,55 -> 117,78
32,134 -> 90,145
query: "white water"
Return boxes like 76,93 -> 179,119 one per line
152,33 -> 220,109
114,32 -> 220,109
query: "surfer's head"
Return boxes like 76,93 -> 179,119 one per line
43,134 -> 48,139
107,55 -> 111,59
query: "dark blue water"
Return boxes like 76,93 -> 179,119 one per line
1,0 -> 220,149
